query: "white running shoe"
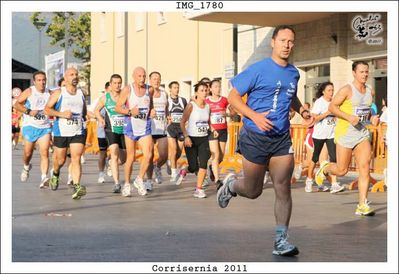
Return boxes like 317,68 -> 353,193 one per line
175,169 -> 187,186
80,155 -> 85,164
144,179 -> 153,191
122,184 -> 132,197
20,164 -> 32,182
317,185 -> 330,192
293,164 -> 303,180
106,162 -> 112,177
134,177 -> 148,196
305,178 -> 313,193
39,176 -> 50,189
330,182 -> 345,194
98,172 -> 105,184
193,188 -> 207,198
154,166 -> 162,184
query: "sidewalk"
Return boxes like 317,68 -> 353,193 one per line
11,148 -> 387,262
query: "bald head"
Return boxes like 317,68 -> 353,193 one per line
64,67 -> 79,87
132,67 -> 146,87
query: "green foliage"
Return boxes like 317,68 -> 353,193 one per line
30,12 -> 91,93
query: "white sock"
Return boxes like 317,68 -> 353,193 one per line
41,174 -> 47,180
167,160 -> 171,165
171,168 -> 177,176
23,164 -> 30,170
99,171 -> 105,177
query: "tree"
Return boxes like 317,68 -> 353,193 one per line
30,12 -> 91,95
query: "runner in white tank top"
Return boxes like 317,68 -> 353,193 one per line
177,82 -> 216,198
115,67 -> 155,197
145,72 -> 169,190
45,68 -> 87,200
13,71 -> 52,188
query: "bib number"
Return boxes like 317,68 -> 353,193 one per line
154,110 -> 165,121
210,112 -> 226,125
112,116 -> 125,127
66,113 -> 81,126
171,113 -> 183,123
33,111 -> 47,121
134,108 -> 148,120
196,121 -> 209,134
355,107 -> 370,123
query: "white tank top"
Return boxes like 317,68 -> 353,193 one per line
151,90 -> 168,135
22,86 -> 51,129
53,87 -> 85,137
127,84 -> 151,136
187,101 -> 210,137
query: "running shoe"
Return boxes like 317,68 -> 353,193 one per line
72,184 -> 87,200
112,183 -> 121,193
315,160 -> 329,186
317,185 -> 330,192
80,155 -> 85,164
154,166 -> 162,184
49,172 -> 60,191
39,176 -> 50,189
144,180 -> 153,191
98,172 -> 105,184
20,164 -> 32,182
122,184 -> 132,197
272,232 -> 299,256
134,177 -> 148,196
330,182 -> 345,194
293,164 -> 303,180
106,162 -> 113,177
193,188 -> 207,198
355,203 -> 375,216
217,173 -> 237,208
305,178 -> 313,193
175,169 -> 187,186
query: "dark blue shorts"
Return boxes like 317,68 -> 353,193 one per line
238,127 -> 293,165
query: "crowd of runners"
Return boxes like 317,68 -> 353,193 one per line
11,25 -> 386,257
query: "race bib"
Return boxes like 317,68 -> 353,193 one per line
196,121 -> 209,134
134,108 -> 148,120
33,110 -> 47,121
171,113 -> 183,123
111,116 -> 125,127
154,110 -> 165,121
355,107 -> 371,123
66,113 -> 82,126
210,112 -> 226,125
326,115 -> 335,126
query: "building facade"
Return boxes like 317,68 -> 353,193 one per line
91,12 -> 387,116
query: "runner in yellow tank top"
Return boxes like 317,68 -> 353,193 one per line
315,61 -> 379,216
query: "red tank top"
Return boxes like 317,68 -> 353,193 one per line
205,96 -> 229,130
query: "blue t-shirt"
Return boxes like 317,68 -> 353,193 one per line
230,57 -> 300,136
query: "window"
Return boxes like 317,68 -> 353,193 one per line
115,12 -> 125,38
100,12 -> 107,42
157,12 -> 167,25
135,12 -> 145,32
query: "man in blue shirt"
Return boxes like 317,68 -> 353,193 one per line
217,25 -> 312,257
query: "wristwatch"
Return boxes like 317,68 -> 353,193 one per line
25,108 -> 31,115
127,110 -> 132,116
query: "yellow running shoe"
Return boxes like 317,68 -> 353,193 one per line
315,161 -> 329,186
355,203 -> 375,216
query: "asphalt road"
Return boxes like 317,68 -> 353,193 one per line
11,148 -> 387,264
